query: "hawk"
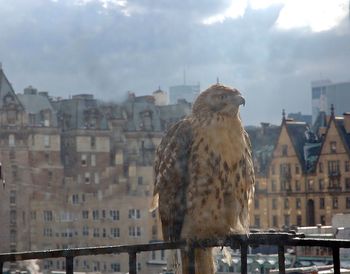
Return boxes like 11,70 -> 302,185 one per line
152,84 -> 255,274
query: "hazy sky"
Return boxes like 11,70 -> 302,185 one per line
0,0 -> 349,125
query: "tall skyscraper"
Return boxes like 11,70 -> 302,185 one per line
311,80 -> 350,123
169,83 -> 200,104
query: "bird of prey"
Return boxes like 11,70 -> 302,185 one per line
152,84 -> 255,274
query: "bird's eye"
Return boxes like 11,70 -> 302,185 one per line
220,95 -> 227,100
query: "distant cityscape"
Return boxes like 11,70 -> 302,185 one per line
1,64 -> 350,273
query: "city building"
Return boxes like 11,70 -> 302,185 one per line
0,67 -> 191,274
311,80 -> 350,123
250,108 -> 350,230
169,83 -> 200,104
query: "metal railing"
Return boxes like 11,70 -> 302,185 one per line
1,232 -> 350,274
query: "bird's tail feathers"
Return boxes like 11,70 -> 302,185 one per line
149,193 -> 159,212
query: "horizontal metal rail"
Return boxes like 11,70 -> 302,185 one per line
0,232 -> 348,274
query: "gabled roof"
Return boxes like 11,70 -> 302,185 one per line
0,68 -> 24,110
284,120 -> 309,170
334,117 -> 350,155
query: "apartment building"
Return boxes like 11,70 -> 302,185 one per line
250,109 -> 350,230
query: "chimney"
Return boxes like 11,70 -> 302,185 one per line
344,112 -> 350,134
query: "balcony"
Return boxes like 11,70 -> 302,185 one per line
1,231 -> 350,274
328,184 -> 342,193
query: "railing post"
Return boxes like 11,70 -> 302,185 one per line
332,247 -> 340,274
240,242 -> 248,274
129,252 -> 137,274
0,261 -> 3,274
66,256 -> 74,274
278,245 -> 286,274
188,247 -> 196,274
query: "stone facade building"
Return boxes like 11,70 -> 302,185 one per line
0,67 -> 191,274
250,109 -> 350,230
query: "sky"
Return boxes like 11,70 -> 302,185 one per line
0,0 -> 349,125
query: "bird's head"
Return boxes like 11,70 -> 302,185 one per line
192,84 -> 245,118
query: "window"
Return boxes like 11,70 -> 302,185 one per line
10,190 -> 16,204
271,180 -> 276,191
128,209 -> 141,219
138,176 -> 143,185
346,178 -> 350,190
330,141 -> 337,153
85,172 -> 90,183
91,154 -> 96,166
271,165 -> 275,175
284,198 -> 289,209
319,162 -> 323,173
94,172 -> 99,184
111,263 -> 120,272
43,210 -> 53,222
44,135 -> 50,148
110,210 -> 119,220
254,215 -> 260,227
282,145 -> 288,156
320,197 -> 325,209
129,226 -> 141,237
319,179 -> 325,190
81,154 -> 87,166
284,215 -> 290,227
328,160 -> 340,174
346,197 -> 350,209
272,215 -> 278,227
91,136 -> 96,149
110,228 -> 120,238
9,134 -> 15,147
272,198 -> 277,209
254,198 -> 259,209
346,161 -> 350,172
102,228 -> 106,238
48,170 -> 53,182
295,164 -> 300,175
307,179 -> 314,191
82,210 -> 89,219
296,198 -> 301,209
93,228 -> 100,237
295,180 -> 301,191
10,210 -> 16,224
320,215 -> 326,225
297,215 -> 302,226
72,194 -> 79,204
92,210 -> 99,220
333,197 -> 338,209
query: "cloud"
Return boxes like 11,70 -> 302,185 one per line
0,0 -> 349,125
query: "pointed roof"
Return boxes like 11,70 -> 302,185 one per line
334,117 -> 350,155
0,67 -> 24,110
284,120 -> 309,170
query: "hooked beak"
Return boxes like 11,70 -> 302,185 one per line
237,95 -> 245,107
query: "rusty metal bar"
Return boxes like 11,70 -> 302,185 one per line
188,247 -> 196,274
128,252 -> 137,274
333,247 -> 340,274
240,242 -> 248,274
278,245 -> 286,274
66,256 -> 74,274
